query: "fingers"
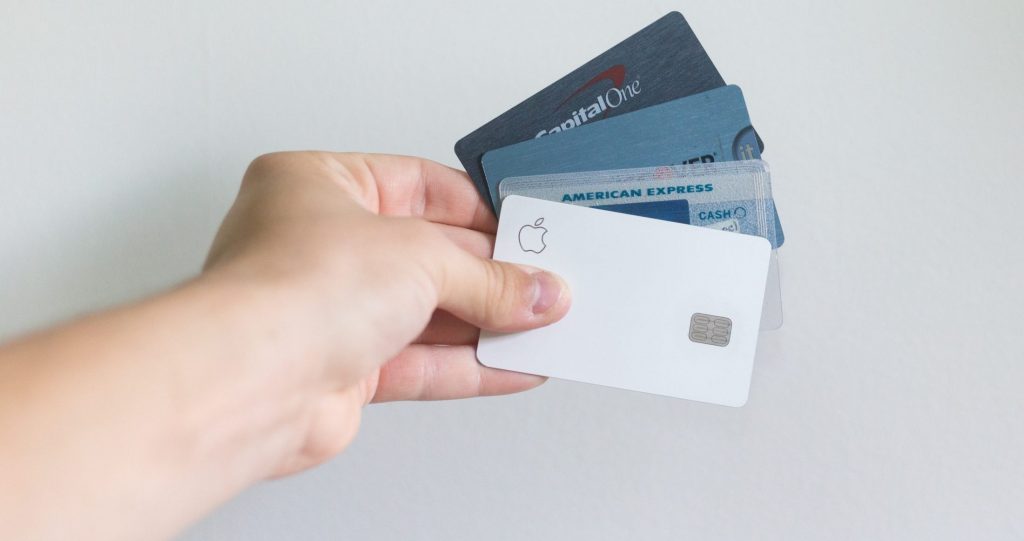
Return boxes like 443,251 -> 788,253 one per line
414,310 -> 479,345
429,238 -> 572,333
370,345 -> 546,402
415,225 -> 501,345
433,222 -> 493,258
239,152 -> 497,233
334,153 -> 498,233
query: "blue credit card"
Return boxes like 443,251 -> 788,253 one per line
454,12 -> 758,211
498,160 -> 781,248
481,85 -> 785,246
594,200 -> 690,224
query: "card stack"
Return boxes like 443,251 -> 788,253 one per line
454,11 -> 785,329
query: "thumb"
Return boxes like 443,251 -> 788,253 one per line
430,242 -> 571,333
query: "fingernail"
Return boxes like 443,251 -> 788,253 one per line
531,271 -> 563,314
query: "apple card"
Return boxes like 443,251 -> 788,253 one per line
477,196 -> 772,406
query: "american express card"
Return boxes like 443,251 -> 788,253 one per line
594,199 -> 690,223
498,161 -> 779,248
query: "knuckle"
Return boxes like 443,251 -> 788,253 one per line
242,152 -> 292,186
482,262 -> 523,322
393,218 -> 448,302
398,219 -> 444,252
244,151 -> 329,182
246,151 -> 291,174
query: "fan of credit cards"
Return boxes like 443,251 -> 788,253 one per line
454,11 -> 785,329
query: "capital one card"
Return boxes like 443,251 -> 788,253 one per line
454,12 -> 734,210
481,85 -> 784,246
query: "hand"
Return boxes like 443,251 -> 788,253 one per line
203,151 -> 572,476
0,151 -> 571,541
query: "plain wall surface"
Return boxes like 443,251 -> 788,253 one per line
3,1 -> 1023,539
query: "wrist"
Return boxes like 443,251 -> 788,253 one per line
175,271 -> 331,478
0,273 -> 334,540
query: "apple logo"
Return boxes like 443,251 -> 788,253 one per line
518,218 -> 548,254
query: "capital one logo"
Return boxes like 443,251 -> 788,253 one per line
534,64 -> 642,138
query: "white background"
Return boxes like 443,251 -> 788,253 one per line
3,1 -> 1023,539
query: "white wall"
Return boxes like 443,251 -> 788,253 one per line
3,1 -> 1023,539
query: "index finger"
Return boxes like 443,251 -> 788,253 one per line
332,153 -> 498,233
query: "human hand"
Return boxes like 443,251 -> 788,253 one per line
203,152 -> 571,476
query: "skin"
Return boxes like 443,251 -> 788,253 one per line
0,152 -> 571,541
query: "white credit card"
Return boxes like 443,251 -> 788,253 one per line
477,195 -> 772,406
